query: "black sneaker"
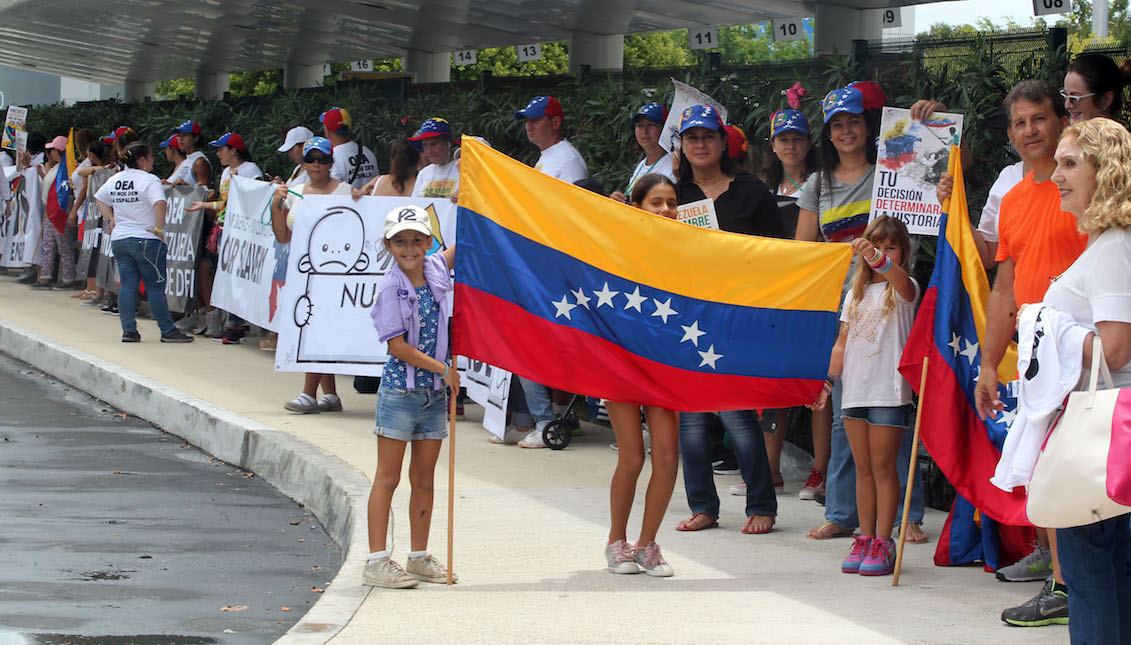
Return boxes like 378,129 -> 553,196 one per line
712,457 -> 741,476
121,331 -> 141,343
29,281 -> 53,290
160,329 -> 195,343
16,269 -> 36,284
1001,578 -> 1069,627
101,304 -> 119,315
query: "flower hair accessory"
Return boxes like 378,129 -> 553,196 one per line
785,82 -> 807,110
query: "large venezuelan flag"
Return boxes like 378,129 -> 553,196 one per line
453,139 -> 853,412
45,127 -> 77,234
899,146 -> 1034,569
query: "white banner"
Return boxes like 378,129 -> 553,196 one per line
274,195 -> 457,377
460,357 -> 512,439
0,168 -> 43,268
870,107 -> 964,236
660,79 -> 727,153
209,175 -> 281,331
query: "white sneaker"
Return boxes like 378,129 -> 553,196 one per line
489,425 -> 527,445
175,312 -> 199,331
729,482 -> 747,496
605,540 -> 640,574
517,421 -> 550,449
405,554 -> 457,584
362,558 -> 418,588
609,428 -> 651,453
200,309 -> 225,337
634,541 -> 674,577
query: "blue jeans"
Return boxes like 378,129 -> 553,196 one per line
517,376 -> 554,423
111,237 -> 175,335
825,381 -> 924,529
1057,514 -> 1131,645
680,410 -> 777,518
374,385 -> 449,442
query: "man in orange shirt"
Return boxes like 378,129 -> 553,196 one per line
974,79 -> 1087,628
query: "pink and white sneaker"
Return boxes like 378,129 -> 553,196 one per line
634,541 -> 674,577
798,468 -> 826,500
859,537 -> 897,576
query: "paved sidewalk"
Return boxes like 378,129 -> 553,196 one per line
0,277 -> 1066,645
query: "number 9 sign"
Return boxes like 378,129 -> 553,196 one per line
881,8 -> 902,28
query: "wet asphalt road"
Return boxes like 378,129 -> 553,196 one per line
0,354 -> 341,645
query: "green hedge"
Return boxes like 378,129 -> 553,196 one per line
27,29 -> 1076,212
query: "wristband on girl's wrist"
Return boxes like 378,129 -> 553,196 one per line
873,254 -> 894,274
440,362 -> 450,379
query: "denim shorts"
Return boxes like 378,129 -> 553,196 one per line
375,385 -> 449,442
842,404 -> 914,428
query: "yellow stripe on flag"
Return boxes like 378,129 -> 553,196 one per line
458,139 -> 852,312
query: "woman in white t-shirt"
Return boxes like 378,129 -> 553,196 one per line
269,136 -> 352,414
1038,118 -> 1131,640
610,102 -> 676,203
813,215 -> 918,578
185,132 -> 264,340
94,142 -> 193,344
170,120 -> 213,188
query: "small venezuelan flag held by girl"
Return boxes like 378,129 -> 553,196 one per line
453,139 -> 853,412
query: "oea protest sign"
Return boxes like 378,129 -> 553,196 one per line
163,185 -> 207,313
870,107 -> 964,236
76,170 -> 113,280
0,167 -> 43,268
274,195 -> 457,376
209,176 -> 281,331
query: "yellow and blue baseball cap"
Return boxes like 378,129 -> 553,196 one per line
678,105 -> 724,134
770,109 -> 810,137
822,86 -> 865,123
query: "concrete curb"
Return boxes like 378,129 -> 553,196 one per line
0,319 -> 371,644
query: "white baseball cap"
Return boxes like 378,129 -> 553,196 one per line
384,205 -> 433,239
278,126 -> 314,153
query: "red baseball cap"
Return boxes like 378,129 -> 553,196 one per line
319,107 -> 352,134
514,96 -> 564,120
159,134 -> 182,150
848,81 -> 888,111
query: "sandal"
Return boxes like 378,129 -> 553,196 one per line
675,512 -> 718,531
902,522 -> 929,544
806,521 -> 854,540
742,514 -> 775,534
72,289 -> 94,299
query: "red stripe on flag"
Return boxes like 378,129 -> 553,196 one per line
901,289 -> 1030,526
453,285 -> 821,412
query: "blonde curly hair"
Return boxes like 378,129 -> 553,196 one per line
1061,118 -> 1131,233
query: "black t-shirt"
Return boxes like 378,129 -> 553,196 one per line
676,174 -> 786,238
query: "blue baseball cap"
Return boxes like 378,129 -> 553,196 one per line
514,96 -> 564,120
172,120 -> 201,135
409,117 -> 453,141
632,102 -> 667,125
822,86 -> 865,123
159,134 -> 181,150
208,132 -> 247,151
302,136 -> 332,157
770,109 -> 811,137
678,105 -> 724,134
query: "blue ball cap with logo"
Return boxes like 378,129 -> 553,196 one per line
770,109 -> 811,137
514,96 -> 563,120
822,86 -> 865,123
302,136 -> 332,157
632,102 -> 667,125
679,105 -> 724,134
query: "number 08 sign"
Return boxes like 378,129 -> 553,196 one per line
1033,0 -> 1070,15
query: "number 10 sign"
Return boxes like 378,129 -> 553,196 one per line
773,18 -> 804,42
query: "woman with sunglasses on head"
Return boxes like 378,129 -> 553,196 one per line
1063,54 -> 1131,125
270,137 -> 352,414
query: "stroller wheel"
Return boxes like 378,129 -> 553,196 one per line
542,420 -> 571,450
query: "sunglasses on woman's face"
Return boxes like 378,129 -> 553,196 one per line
304,153 -> 332,165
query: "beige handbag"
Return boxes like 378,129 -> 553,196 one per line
1027,336 -> 1131,528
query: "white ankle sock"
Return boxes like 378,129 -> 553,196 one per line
407,550 -> 430,561
367,550 -> 390,564
293,393 -> 315,405
319,394 -> 340,403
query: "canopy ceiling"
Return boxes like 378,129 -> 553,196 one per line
0,0 -> 923,85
